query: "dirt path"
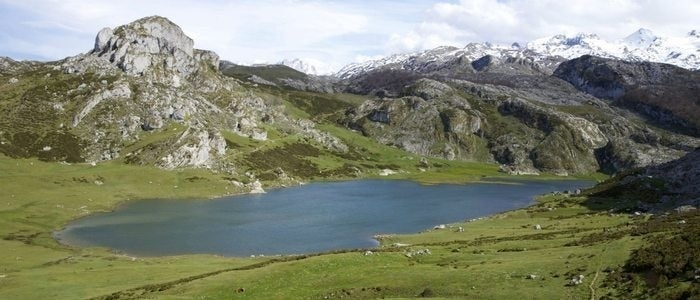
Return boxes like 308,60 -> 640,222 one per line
589,269 -> 600,300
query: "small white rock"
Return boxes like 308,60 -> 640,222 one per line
378,169 -> 397,176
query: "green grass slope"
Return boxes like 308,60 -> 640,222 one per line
4,63 -> 692,299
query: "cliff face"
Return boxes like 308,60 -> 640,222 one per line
554,55 -> 700,136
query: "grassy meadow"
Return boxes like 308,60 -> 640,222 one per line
3,148 -> 686,299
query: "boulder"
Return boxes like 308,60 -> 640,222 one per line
568,274 -> 585,285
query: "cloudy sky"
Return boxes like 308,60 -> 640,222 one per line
1,0 -> 698,73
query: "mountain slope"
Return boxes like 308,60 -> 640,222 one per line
0,16 -> 401,191
554,55 -> 700,136
219,60 -> 335,93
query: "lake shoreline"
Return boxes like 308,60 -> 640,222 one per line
55,178 -> 594,258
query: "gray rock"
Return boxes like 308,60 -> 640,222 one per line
91,16 -> 197,76
568,274 -> 585,285
73,83 -> 132,127
94,27 -> 114,52
171,109 -> 186,121
554,55 -> 700,136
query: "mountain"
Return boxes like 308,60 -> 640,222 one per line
278,58 -> 324,75
219,60 -> 336,93
528,28 -> 700,70
329,41 -> 700,176
3,16 -> 700,300
554,55 -> 700,136
336,28 -> 700,79
1,17 -> 698,180
2,16 -> 235,167
0,16 -> 369,189
584,146 -> 699,214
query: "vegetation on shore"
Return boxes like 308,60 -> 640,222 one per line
3,149 -> 697,299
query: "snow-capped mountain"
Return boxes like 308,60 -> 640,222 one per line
279,58 -> 338,76
279,58 -> 318,75
528,28 -> 700,69
336,28 -> 700,79
336,44 -> 520,79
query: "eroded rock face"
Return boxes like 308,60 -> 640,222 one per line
87,16 -> 219,77
92,16 -> 198,76
44,17 -> 254,168
73,83 -> 132,127
343,71 -> 697,175
345,80 -> 485,161
159,128 -> 226,169
554,55 -> 700,136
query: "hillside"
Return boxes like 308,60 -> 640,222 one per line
0,16 -> 430,192
331,53 -> 699,176
554,55 -> 700,136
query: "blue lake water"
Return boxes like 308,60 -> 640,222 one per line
56,179 -> 592,257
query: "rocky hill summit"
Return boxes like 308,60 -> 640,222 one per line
0,16 -> 346,181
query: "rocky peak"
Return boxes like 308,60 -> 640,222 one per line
564,33 -> 600,46
89,16 -> 215,77
279,58 -> 319,75
623,28 -> 657,48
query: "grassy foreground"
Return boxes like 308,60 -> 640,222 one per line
2,153 -> 692,299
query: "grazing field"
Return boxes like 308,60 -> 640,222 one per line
4,151 -> 688,299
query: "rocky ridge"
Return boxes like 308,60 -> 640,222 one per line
336,54 -> 699,175
554,55 -> 700,136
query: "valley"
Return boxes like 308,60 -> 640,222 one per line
0,15 -> 698,299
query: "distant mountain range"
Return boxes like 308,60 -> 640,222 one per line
527,28 -> 700,69
302,28 -> 699,78
278,58 -> 322,76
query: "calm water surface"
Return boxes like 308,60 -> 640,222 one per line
56,179 -> 592,256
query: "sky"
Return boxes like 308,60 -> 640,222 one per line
1,0 -> 698,73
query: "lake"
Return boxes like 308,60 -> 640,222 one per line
55,179 -> 592,257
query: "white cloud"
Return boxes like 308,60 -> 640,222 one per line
388,21 -> 471,53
